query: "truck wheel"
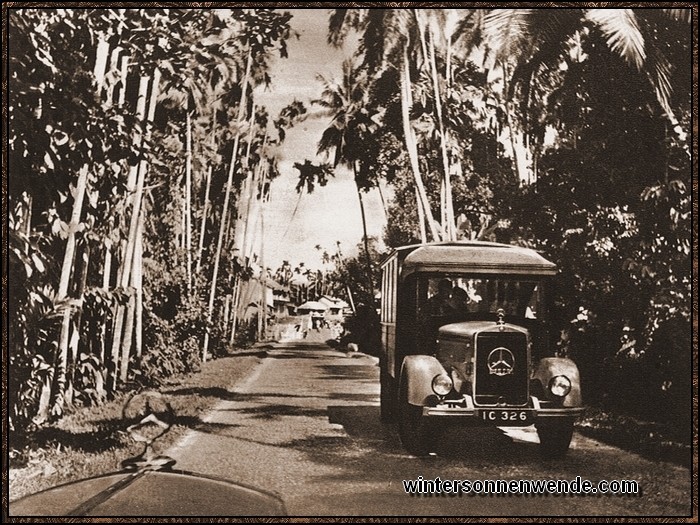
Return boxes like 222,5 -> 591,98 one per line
380,369 -> 396,423
398,375 -> 429,456
536,419 -> 574,458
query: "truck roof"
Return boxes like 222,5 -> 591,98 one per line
382,241 -> 557,276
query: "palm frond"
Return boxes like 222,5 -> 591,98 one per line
317,126 -> 342,163
510,9 -> 582,106
662,8 -> 691,24
451,9 -> 484,54
645,45 -> 674,118
482,9 -> 532,64
328,9 -> 350,47
328,9 -> 366,47
586,9 -> 646,70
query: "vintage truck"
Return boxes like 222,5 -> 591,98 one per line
378,241 -> 584,457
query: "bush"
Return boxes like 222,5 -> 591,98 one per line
136,310 -> 201,387
341,303 -> 380,356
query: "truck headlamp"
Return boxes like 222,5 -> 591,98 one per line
548,375 -> 572,397
431,373 -> 453,396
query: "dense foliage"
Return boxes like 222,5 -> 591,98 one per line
7,8 -> 692,439
309,8 -> 692,429
8,8 -> 296,433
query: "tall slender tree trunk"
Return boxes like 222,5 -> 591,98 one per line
93,37 -> 109,95
118,56 -> 129,107
22,193 -> 32,251
134,213 -> 144,360
195,165 -> 212,275
223,295 -> 231,340
401,44 -> 441,242
111,68 -> 160,388
440,179 -> 447,240
229,276 -> 241,344
428,34 -> 456,240
500,62 -> 525,184
105,46 -> 122,105
416,186 -> 427,243
67,241 -> 91,405
119,295 -> 136,383
99,238 -> 112,365
203,47 -> 252,361
258,207 -> 267,341
185,107 -> 193,296
232,109 -> 257,262
376,183 -> 388,218
51,164 -> 90,417
346,285 -> 356,314
353,162 -> 374,295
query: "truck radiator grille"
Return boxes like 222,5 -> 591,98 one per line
474,332 -> 528,406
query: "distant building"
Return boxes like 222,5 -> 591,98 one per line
296,300 -> 328,315
318,295 -> 350,317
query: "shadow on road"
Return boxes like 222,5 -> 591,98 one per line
327,405 -> 522,458
173,416 -> 243,437
326,392 -> 378,403
314,364 -> 378,382
264,352 -> 329,360
235,404 -> 328,420
277,404 -> 556,485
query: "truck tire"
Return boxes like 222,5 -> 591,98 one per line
398,374 -> 429,456
536,418 -> 574,458
380,368 -> 396,423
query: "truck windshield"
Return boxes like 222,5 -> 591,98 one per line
418,276 -> 546,321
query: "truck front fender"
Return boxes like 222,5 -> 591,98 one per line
400,355 -> 448,407
532,357 -> 582,407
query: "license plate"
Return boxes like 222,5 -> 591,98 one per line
478,409 -> 533,425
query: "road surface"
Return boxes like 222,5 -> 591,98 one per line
166,342 -> 691,517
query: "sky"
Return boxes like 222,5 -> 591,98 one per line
253,9 -> 386,272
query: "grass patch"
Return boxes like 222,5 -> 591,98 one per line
575,406 -> 692,467
9,352 -> 263,502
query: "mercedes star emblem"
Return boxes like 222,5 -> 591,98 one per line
487,347 -> 515,376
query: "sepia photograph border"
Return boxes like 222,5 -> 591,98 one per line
2,1 -> 697,523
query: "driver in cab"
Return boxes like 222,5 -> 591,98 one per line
418,278 -> 456,353
424,278 -> 454,317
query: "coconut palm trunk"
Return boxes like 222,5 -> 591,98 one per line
203,46 -> 253,361
66,240 -> 91,405
51,163 -> 90,416
500,61 -> 525,183
99,238 -> 112,365
428,33 -> 456,240
111,68 -> 160,387
352,161 -> 374,294
401,44 -> 441,242
229,277 -> 241,344
134,214 -> 144,359
415,186 -> 427,243
185,106 -> 193,295
195,165 -> 212,274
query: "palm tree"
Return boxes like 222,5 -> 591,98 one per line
482,8 -> 690,157
314,58 -> 377,293
327,9 -> 444,243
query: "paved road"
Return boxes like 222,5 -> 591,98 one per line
167,342 -> 691,517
